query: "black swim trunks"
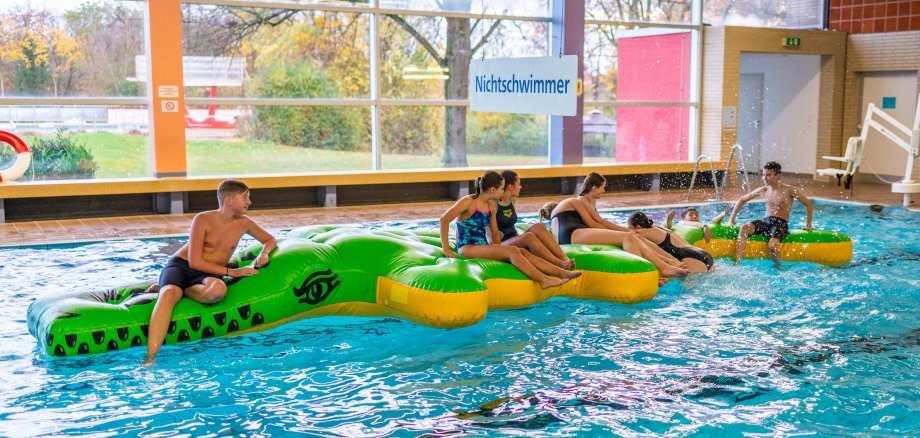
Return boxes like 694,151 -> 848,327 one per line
158,256 -> 236,290
749,216 -> 789,241
657,232 -> 714,270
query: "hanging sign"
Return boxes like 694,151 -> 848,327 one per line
470,55 -> 578,116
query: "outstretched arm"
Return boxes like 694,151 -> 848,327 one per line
728,187 -> 765,224
247,219 -> 276,268
439,197 -> 472,258
795,190 -> 814,230
582,201 -> 628,231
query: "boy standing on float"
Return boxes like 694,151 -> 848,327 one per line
144,179 -> 276,365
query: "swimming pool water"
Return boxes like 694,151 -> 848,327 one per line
0,201 -> 917,436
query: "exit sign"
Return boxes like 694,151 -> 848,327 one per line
782,37 -> 801,47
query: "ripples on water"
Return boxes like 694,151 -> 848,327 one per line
0,202 -> 917,436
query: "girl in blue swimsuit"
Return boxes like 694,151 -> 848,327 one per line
439,171 -> 581,290
543,173 -> 689,282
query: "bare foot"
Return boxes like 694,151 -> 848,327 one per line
733,258 -> 741,266
562,270 -> 583,279
145,283 -> 159,294
563,259 -> 576,270
661,267 -> 689,278
658,277 -> 669,287
539,276 -> 571,289
141,355 -> 156,367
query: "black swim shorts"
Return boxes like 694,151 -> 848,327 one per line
750,216 -> 789,241
158,257 -> 235,290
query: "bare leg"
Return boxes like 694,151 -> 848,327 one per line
460,244 -> 570,289
735,223 -> 754,265
504,232 -> 568,269
143,279 -> 226,366
144,284 -> 183,365
637,236 -> 688,269
520,249 -> 581,279
767,237 -> 782,269
526,222 -> 574,268
572,229 -> 687,278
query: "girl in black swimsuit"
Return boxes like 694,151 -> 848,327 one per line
544,173 -> 689,281
495,170 -> 575,270
628,212 -> 715,273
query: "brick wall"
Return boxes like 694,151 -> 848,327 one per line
842,31 -> 920,181
829,0 -> 920,33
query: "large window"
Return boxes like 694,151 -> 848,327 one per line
178,2 -> 551,176
0,1 -> 148,181
584,1 -> 700,164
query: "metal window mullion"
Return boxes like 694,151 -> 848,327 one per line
184,97 -> 374,106
379,99 -> 468,107
584,101 -> 699,107
181,0 -> 550,22
0,97 -> 148,106
370,12 -> 381,171
585,19 -> 701,30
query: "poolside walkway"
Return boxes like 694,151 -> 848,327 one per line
0,174 -> 913,246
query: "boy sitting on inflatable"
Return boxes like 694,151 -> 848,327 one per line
144,179 -> 277,365
665,204 -> 732,243
728,161 -> 814,269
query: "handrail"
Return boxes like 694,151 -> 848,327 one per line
686,155 -> 721,201
723,143 -> 750,194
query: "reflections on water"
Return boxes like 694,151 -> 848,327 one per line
0,202 -> 917,436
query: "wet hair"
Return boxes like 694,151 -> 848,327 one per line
538,202 -> 558,223
681,208 -> 698,219
578,172 -> 606,196
472,171 -> 504,199
764,161 -> 782,174
628,211 -> 654,229
500,170 -> 519,188
217,179 -> 249,207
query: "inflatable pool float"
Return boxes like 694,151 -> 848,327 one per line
671,224 -> 852,266
28,226 -> 658,357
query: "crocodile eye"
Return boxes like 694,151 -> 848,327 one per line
293,269 -> 341,305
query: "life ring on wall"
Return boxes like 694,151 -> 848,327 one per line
0,131 -> 31,182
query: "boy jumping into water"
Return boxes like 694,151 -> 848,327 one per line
144,179 -> 276,365
728,161 -> 813,268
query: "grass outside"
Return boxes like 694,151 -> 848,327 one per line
67,132 -> 548,178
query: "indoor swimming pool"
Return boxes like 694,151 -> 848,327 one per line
0,201 -> 917,436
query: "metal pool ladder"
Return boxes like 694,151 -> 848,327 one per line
687,144 -> 750,201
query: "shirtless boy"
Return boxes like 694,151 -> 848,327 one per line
728,161 -> 813,268
144,179 -> 276,365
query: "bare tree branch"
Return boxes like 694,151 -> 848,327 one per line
385,14 -> 444,65
471,18 -> 501,57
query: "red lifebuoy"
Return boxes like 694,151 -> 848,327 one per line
0,131 -> 32,182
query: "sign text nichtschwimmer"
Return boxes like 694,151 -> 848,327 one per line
469,56 -> 577,116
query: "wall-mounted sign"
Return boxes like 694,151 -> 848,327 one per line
782,37 -> 801,47
158,85 -> 180,98
470,55 -> 578,116
882,96 -> 896,109
161,100 -> 179,113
